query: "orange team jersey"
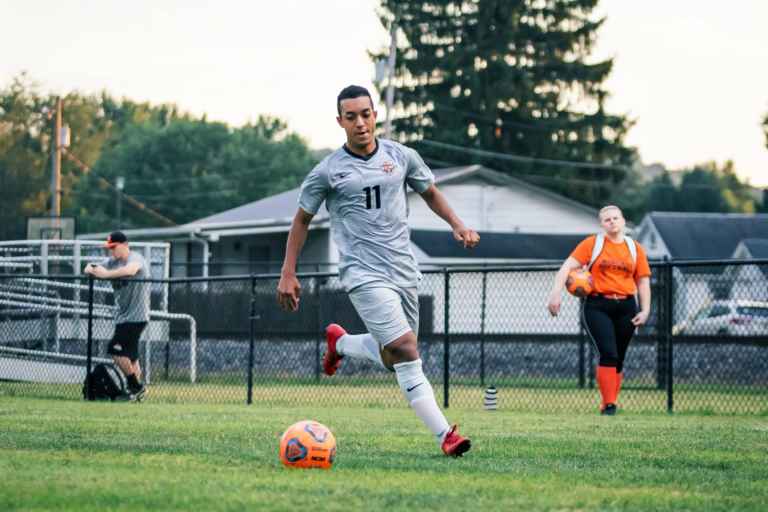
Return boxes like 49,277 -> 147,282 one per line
570,235 -> 652,296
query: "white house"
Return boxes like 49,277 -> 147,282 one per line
79,164 -> 608,334
729,239 -> 768,301
635,212 -> 768,322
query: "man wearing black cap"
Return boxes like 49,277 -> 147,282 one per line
84,231 -> 150,401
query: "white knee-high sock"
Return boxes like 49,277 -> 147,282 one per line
336,333 -> 385,369
393,359 -> 450,443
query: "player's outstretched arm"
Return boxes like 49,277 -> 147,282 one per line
419,184 -> 479,249
277,208 -> 314,312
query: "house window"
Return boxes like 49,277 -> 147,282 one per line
649,233 -> 657,249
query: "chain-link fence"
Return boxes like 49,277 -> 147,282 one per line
1,259 -> 766,413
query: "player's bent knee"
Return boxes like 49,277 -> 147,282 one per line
383,334 -> 419,365
380,349 -> 397,372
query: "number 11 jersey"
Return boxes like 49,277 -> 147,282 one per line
298,139 -> 435,291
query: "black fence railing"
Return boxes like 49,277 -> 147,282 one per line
1,259 -> 766,413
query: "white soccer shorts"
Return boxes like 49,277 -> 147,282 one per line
348,284 -> 420,346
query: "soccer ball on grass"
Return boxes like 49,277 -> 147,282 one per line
279,420 -> 336,469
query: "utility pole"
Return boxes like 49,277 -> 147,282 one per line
384,19 -> 397,140
50,97 -> 63,217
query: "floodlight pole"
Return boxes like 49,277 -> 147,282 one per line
50,97 -> 63,218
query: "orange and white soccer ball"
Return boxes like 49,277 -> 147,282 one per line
279,420 -> 336,469
566,268 -> 594,298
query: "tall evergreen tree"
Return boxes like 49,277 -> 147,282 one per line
374,0 -> 635,207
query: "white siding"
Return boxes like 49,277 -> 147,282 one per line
635,219 -> 670,260
408,179 -> 598,233
731,266 -> 768,301
170,242 -> 189,277
426,270 -> 583,334
673,270 -> 713,324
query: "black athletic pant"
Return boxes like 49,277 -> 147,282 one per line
582,295 -> 637,372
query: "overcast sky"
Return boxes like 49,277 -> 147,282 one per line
3,0 -> 767,186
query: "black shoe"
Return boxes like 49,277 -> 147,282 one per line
601,403 -> 617,416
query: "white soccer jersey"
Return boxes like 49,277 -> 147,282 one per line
298,139 -> 435,291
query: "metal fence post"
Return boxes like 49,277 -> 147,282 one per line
443,268 -> 450,408
85,276 -> 94,400
578,306 -> 586,389
164,278 -> 172,381
315,277 -> 322,382
664,258 -> 674,413
656,262 -> 668,387
247,275 -> 256,405
480,270 -> 487,386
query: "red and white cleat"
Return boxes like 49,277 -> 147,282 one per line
441,424 -> 471,457
323,324 -> 346,376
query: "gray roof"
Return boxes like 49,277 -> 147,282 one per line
740,238 -> 768,258
649,212 -> 768,259
190,187 -> 328,226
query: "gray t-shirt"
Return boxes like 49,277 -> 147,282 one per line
298,139 -> 435,291
102,251 -> 151,324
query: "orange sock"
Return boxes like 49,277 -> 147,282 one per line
615,372 -> 623,403
596,365 -> 617,408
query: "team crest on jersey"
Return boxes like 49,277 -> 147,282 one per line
382,161 -> 395,173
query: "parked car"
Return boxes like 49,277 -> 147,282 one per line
675,300 -> 768,336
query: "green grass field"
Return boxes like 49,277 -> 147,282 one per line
1,397 -> 767,511
3,379 -> 766,414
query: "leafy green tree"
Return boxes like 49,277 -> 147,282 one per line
0,73 -> 186,240
641,161 -> 758,215
374,0 -> 636,207
0,74 -> 49,240
714,160 -> 756,213
0,74 -> 318,237
644,171 -> 680,213
70,115 -> 317,232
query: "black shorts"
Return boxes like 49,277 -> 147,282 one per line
107,322 -> 147,362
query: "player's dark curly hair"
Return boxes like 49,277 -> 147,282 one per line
337,85 -> 373,115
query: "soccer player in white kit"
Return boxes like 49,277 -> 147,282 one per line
277,85 -> 480,457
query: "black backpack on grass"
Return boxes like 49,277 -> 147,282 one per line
83,363 -> 127,401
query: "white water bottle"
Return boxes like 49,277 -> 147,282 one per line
483,385 -> 498,410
